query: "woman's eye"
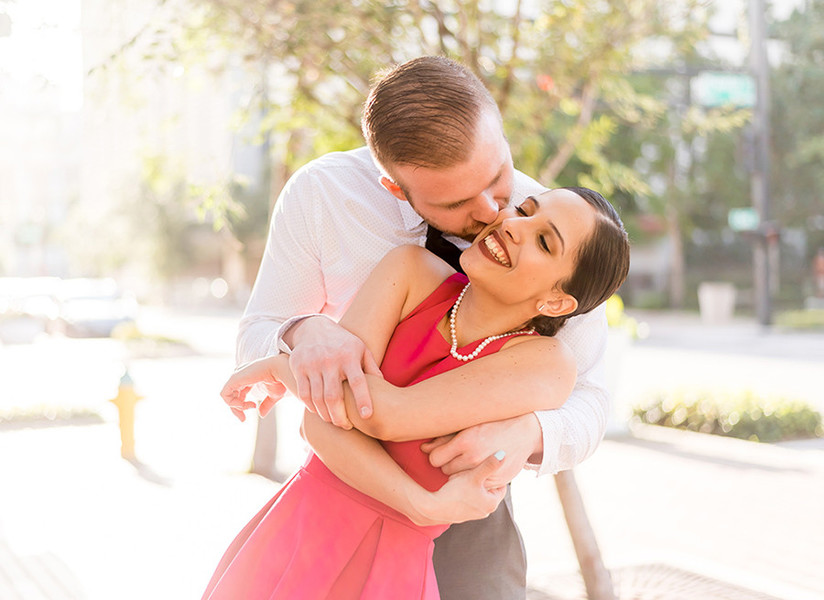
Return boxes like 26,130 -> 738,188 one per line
539,236 -> 550,253
515,205 -> 527,216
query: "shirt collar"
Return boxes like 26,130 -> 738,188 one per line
397,195 -> 426,232
365,148 -> 425,233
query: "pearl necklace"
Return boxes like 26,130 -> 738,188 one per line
449,282 -> 535,362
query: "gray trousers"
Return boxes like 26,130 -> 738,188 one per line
432,486 -> 526,600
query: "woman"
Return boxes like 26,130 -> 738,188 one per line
204,187 -> 630,599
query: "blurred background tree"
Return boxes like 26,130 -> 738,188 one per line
130,0 -> 750,308
771,0 -> 824,278
69,0 -> 824,310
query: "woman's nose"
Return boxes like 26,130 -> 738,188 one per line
500,215 -> 522,242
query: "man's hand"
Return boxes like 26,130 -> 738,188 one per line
420,414 -> 543,489
286,316 -> 382,429
412,452 -> 508,526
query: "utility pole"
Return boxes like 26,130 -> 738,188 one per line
749,0 -> 774,326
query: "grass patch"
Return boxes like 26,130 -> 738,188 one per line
775,309 -> 824,331
0,404 -> 103,428
111,322 -> 193,358
633,389 -> 824,443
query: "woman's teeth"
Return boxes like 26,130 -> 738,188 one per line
483,235 -> 511,267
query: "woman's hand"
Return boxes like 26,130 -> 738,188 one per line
411,451 -> 508,526
220,356 -> 288,422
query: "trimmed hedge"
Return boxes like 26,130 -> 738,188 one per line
633,389 -> 824,443
0,404 -> 102,426
775,309 -> 824,331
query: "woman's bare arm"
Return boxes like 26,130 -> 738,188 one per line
302,409 -> 507,526
348,336 -> 576,440
237,328 -> 575,443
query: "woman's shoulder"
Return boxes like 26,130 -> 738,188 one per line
500,332 -> 575,369
381,245 -> 455,281
378,246 -> 459,319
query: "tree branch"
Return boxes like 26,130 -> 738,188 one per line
538,79 -> 598,183
426,0 -> 456,56
496,0 -> 523,116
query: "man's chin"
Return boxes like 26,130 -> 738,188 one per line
425,220 -> 482,242
453,225 -> 485,242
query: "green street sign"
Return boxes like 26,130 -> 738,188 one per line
693,72 -> 756,107
728,207 -> 760,232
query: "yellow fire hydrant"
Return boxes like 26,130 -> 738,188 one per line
109,370 -> 142,460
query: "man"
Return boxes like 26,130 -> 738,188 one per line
236,56 -> 608,599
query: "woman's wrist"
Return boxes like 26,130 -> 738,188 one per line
402,484 -> 442,527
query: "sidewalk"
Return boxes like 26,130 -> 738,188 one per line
516,425 -> 824,600
1,308 -> 822,599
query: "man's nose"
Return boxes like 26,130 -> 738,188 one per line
471,192 -> 500,224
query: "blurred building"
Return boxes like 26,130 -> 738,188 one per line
0,2 -> 81,277
0,0 -> 264,306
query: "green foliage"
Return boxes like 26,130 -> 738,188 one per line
61,153 -> 228,281
111,322 -> 193,358
163,0 -> 730,195
605,294 -> 648,338
136,155 -> 204,279
123,0 -> 755,293
771,0 -> 824,228
775,309 -> 824,330
633,389 -> 824,443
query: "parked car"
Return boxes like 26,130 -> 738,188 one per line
52,278 -> 138,338
0,277 -> 61,343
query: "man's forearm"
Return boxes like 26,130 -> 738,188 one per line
530,388 -> 609,475
236,317 -> 283,366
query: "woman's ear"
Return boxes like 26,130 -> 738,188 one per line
380,177 -> 408,202
538,294 -> 578,318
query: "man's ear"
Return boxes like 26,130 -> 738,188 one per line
380,176 -> 408,202
538,294 -> 578,318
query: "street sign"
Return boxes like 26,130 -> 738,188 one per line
728,207 -> 760,232
692,72 -> 756,107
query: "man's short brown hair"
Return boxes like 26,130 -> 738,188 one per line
362,56 -> 499,177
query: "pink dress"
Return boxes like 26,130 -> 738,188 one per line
202,273 -> 536,600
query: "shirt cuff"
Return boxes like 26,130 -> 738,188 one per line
524,409 -> 564,477
275,313 -> 329,354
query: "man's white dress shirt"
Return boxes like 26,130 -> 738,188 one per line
237,146 -> 609,476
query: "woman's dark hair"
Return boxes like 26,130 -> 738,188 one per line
362,56 -> 499,177
528,187 -> 630,337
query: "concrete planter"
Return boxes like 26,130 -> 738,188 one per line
605,328 -> 633,435
698,281 -> 736,324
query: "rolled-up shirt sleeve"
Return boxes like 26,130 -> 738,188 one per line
236,168 -> 325,367
527,303 -> 610,476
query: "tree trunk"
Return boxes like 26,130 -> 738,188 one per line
555,470 -> 616,600
250,127 -> 300,480
251,412 -> 283,480
665,197 -> 685,309
220,228 -> 247,307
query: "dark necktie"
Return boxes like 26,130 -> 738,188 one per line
425,225 -> 465,274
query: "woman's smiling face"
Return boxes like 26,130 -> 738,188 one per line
461,188 -> 598,315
